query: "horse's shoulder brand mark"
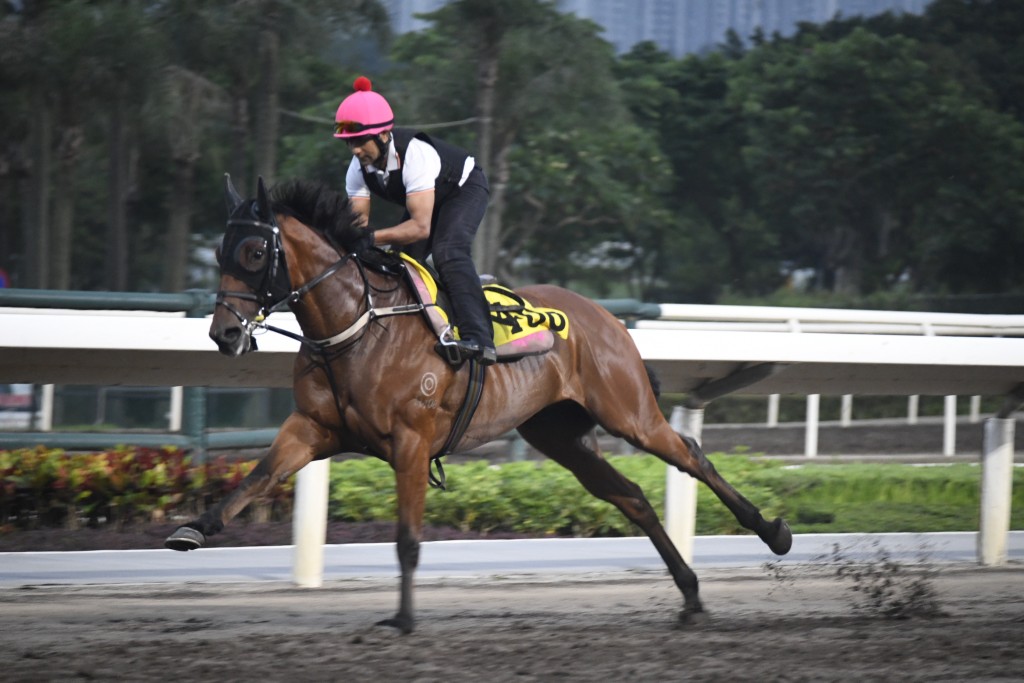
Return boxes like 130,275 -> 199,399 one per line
420,372 -> 438,397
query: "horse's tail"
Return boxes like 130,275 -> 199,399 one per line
644,362 -> 661,398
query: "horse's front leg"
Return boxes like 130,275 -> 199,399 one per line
376,434 -> 431,634
165,412 -> 339,551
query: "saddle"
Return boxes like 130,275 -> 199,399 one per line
399,254 -> 569,364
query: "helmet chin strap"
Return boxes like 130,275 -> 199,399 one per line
372,131 -> 392,170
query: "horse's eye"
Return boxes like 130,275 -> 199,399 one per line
236,237 -> 269,272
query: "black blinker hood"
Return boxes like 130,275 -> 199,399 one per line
220,175 -> 292,306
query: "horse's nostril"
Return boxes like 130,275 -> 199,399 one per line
211,326 -> 241,344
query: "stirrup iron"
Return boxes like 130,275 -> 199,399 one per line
435,326 -> 462,365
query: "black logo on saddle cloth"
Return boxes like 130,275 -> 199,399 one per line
484,284 -> 568,340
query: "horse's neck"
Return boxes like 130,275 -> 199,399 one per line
295,261 -> 413,343
363,267 -> 415,308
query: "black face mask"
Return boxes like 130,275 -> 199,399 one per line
217,200 -> 292,306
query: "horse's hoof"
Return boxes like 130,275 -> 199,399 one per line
767,517 -> 793,556
375,615 -> 414,635
165,526 -> 206,552
677,607 -> 710,627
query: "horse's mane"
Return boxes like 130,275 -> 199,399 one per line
270,179 -> 406,272
269,179 -> 364,249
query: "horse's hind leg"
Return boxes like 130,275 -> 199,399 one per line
634,419 -> 791,555
516,402 -> 706,624
678,428 -> 791,554
594,386 -> 792,556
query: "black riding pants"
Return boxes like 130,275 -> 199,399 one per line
407,166 -> 493,346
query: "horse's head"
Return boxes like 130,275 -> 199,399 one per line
209,174 -> 292,356
210,175 -> 383,357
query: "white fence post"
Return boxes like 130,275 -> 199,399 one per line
805,394 -> 820,457
39,384 -> 55,431
666,406 -> 701,564
978,418 -> 1015,566
840,394 -> 853,427
169,386 -> 183,432
293,458 -> 331,588
766,394 -> 780,427
907,395 -> 919,425
970,395 -> 982,423
944,395 -> 957,456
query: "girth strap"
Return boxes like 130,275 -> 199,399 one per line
429,358 -> 486,490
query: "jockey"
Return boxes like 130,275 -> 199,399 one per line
334,76 -> 496,366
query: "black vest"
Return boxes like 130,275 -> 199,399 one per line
360,128 -> 471,211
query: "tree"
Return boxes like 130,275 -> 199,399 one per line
198,0 -> 387,190
150,0 -> 386,291
502,122 -> 672,297
1,0 -> 56,289
616,41 -> 781,302
46,2 -> 116,290
729,28 -> 1000,294
147,2 -> 230,292
88,2 -> 165,290
901,91 -> 1024,293
1,2 -> 439,290
923,0 -> 1024,122
154,66 -> 230,291
392,0 -> 628,278
768,1 -> 1024,297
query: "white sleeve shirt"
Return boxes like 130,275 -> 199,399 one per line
345,137 -> 474,201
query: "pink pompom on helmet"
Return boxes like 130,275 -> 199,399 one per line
334,76 -> 395,138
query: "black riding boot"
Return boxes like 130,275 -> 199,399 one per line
428,165 -> 495,365
437,262 -> 496,365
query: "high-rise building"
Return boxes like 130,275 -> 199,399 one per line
381,0 -> 931,57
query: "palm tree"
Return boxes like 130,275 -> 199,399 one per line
1,1 -> 54,288
91,1 -> 164,290
395,0 -> 626,277
157,66 -> 229,291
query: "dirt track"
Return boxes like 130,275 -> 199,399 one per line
3,419 -> 1023,680
3,566 -> 1022,681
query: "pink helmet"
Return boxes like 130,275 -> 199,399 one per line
334,76 -> 394,138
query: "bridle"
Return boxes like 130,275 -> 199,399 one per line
215,213 -> 425,351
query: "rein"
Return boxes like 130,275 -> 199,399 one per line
218,252 -> 428,350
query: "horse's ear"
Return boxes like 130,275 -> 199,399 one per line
224,173 -> 244,214
256,176 -> 272,220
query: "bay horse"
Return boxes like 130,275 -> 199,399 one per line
165,175 -> 792,633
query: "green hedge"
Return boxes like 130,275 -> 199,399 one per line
0,446 -> 292,530
2,447 -> 1022,535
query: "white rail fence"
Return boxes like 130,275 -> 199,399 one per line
638,304 -> 1024,458
2,303 -> 1024,583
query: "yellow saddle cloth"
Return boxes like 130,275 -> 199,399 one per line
401,254 -> 569,360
